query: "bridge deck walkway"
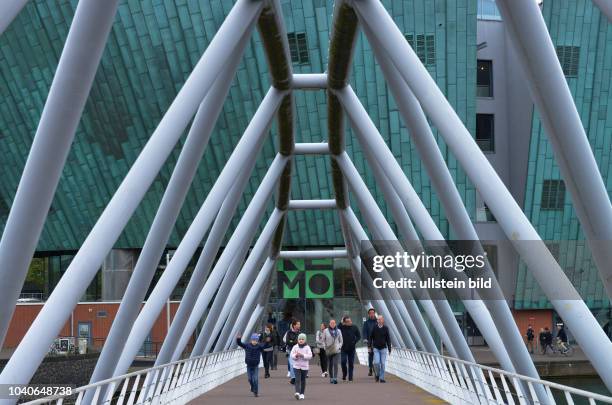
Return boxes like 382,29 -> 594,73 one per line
189,364 -> 445,404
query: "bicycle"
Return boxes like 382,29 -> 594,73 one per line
552,338 -> 574,356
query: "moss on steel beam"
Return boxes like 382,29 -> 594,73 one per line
270,214 -> 287,258
277,95 -> 294,155
257,5 -> 291,90
276,161 -> 292,210
327,2 -> 359,89
331,159 -> 348,209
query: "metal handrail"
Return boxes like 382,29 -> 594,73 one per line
23,349 -> 244,404
357,347 -> 612,404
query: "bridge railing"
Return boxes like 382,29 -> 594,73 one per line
24,349 -> 244,405
357,347 -> 612,405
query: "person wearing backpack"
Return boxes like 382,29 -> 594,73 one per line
321,319 -> 343,384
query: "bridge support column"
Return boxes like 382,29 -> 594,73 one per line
0,0 -> 119,352
89,34 -> 251,391
110,94 -> 286,378
353,0 -> 612,395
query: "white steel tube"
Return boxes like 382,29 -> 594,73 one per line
293,142 -> 330,155
292,73 -> 328,89
277,250 -> 348,259
353,0 -> 612,392
0,0 -> 119,351
287,199 -> 336,210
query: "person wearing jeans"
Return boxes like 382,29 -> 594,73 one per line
339,316 -> 361,381
283,319 -> 301,384
236,334 -> 270,396
368,315 -> 391,383
362,308 -> 377,376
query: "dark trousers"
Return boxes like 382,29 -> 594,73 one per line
246,366 -> 258,394
319,348 -> 328,373
341,350 -> 355,380
262,351 -> 272,374
368,350 -> 374,372
294,368 -> 308,395
327,353 -> 339,380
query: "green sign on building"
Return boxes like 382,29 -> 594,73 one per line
277,258 -> 334,299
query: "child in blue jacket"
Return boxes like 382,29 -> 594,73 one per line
236,333 -> 271,397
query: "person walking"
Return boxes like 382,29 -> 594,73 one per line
538,327 -> 546,354
362,308 -> 377,376
283,319 -> 301,384
261,324 -> 275,378
556,323 -> 568,352
339,316 -> 361,382
368,315 -> 391,383
236,333 -> 270,397
322,319 -> 343,384
542,327 -> 554,354
315,322 -> 328,377
526,324 -> 535,354
290,333 -> 312,400
270,324 -> 281,370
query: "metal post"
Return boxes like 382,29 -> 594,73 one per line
113,154 -> 287,377
0,0 -> 119,350
335,152 -> 452,356
0,0 -> 29,35
496,0 -> 612,298
352,0 -> 612,391
197,209 -> 284,355
0,0 -> 264,391
359,33 -> 518,374
293,143 -> 330,155
341,208 -> 423,351
287,199 -> 336,210
291,74 -> 328,89
88,37 -> 249,388
222,258 -> 276,350
278,250 -> 348,259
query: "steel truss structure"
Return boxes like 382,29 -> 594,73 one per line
0,0 -> 611,404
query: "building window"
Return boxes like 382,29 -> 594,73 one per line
556,46 -> 579,77
476,114 -> 494,152
477,60 -> 493,97
405,34 -> 435,66
541,180 -> 565,210
477,203 -> 496,222
287,32 -> 309,64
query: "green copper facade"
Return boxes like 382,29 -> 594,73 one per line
0,0 -> 477,251
516,0 -> 612,309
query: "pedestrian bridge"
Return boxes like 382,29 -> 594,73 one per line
25,348 -> 612,405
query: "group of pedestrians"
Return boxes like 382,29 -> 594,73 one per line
526,323 -> 569,354
235,308 -> 392,400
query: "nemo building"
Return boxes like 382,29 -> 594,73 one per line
0,0 -> 611,358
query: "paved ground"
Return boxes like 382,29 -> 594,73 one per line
189,365 -> 445,404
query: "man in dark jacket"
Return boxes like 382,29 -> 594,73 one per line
283,319 -> 301,384
362,308 -> 377,376
236,333 -> 270,397
339,316 -> 361,382
368,315 -> 391,383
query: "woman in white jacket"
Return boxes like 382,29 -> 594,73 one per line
321,319 -> 343,384
315,322 -> 328,377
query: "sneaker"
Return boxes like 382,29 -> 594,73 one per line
368,370 -> 373,376
299,394 -> 305,400
294,392 -> 300,400
324,371 -> 328,377
342,376 -> 346,381
333,379 -> 338,384
265,373 -> 270,379
375,376 -> 379,382
287,371 -> 291,378
321,373 -> 326,378
349,378 -> 353,382
380,379 -> 386,383
254,392 -> 258,397
290,378 -> 295,385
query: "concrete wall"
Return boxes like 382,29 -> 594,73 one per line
474,19 -> 533,303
